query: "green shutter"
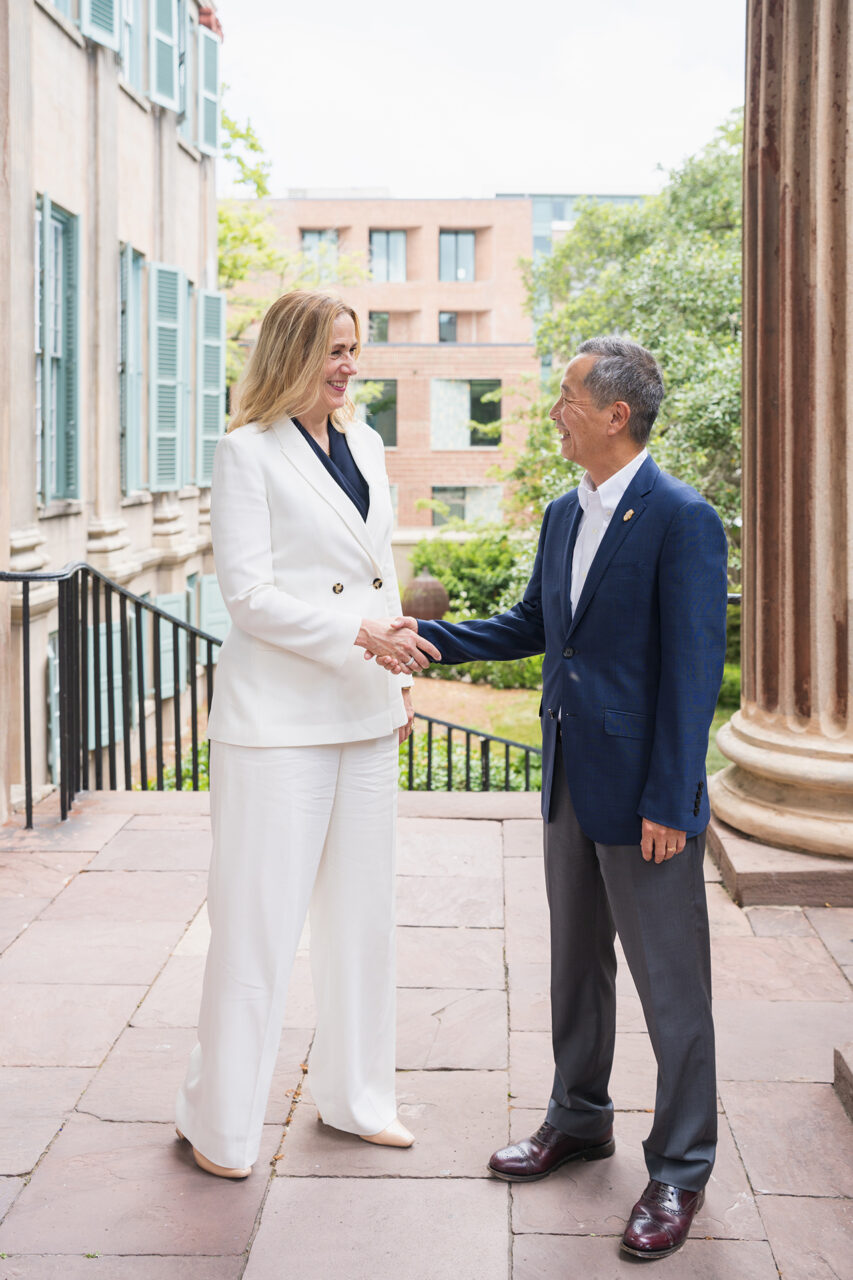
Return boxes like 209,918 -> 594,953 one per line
62,213 -> 79,498
80,0 -> 120,50
183,279 -> 193,488
46,633 -> 61,783
199,574 -> 229,662
149,0 -> 179,110
149,263 -> 184,491
120,246 -> 143,493
197,26 -> 220,155
87,623 -> 125,749
119,244 -> 130,493
38,196 -> 51,503
196,290 -> 225,484
154,592 -> 188,698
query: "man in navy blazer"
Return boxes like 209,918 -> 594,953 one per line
407,337 -> 728,1260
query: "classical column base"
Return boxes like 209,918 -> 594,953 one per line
710,712 -> 853,858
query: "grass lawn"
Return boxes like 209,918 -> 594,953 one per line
412,676 -> 736,775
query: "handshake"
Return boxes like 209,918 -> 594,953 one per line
355,616 -> 442,674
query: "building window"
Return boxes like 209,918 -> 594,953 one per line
53,0 -> 73,16
370,230 -> 406,282
119,244 -> 145,493
431,485 -> 502,526
354,379 -> 397,447
430,378 -> 501,449
120,0 -> 143,91
439,230 -> 475,282
301,229 -> 339,280
438,311 -> 457,343
369,311 -> 389,343
469,379 -> 501,445
35,197 -> 79,502
177,0 -> 196,142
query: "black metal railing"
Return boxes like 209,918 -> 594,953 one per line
406,713 -> 541,794
1,563 -> 221,828
1,563 -> 544,826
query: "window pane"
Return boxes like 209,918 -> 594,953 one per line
430,378 -> 470,448
369,311 -> 389,343
365,379 -> 397,447
438,231 -> 455,282
432,486 -> 465,526
388,230 -> 406,281
470,379 -> 501,446
438,311 -> 457,342
456,231 -> 475,281
370,230 -> 388,281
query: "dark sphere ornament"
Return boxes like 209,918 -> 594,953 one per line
401,570 -> 450,620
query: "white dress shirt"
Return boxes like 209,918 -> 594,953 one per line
570,449 -> 648,613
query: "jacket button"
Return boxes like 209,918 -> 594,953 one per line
332,583 -> 344,594
372,577 -> 383,589
563,646 -> 575,658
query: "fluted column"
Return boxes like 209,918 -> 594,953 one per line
711,0 -> 853,856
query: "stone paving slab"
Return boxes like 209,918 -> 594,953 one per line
0,899 -> 52,952
0,1067 -> 92,1173
508,1108 -> 763,1241
710,935 -> 852,1001
0,811 -> 129,852
0,982 -> 147,1067
397,790 -> 540,819
278,1070 -> 508,1178
397,924 -> 504,989
396,872 -> 504,927
714,998 -> 853,1082
88,827 -> 212,871
0,1177 -> 24,1220
78,1025 -> 311,1124
757,1194 -> 853,1280
0,918 -> 179,985
40,869 -> 206,924
397,987 -> 508,1069
0,849 -> 89,899
0,1114 -> 281,1257
242,1177 -> 509,1280
504,856 -> 550,967
744,905 -> 814,936
512,1235 -> 780,1279
503,820 -> 542,858
718,1080 -> 853,1196
805,905 -> 853,966
396,817 -> 503,876
124,814 -> 211,830
0,1259 -> 242,1280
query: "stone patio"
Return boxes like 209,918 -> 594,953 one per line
0,788 -> 851,1278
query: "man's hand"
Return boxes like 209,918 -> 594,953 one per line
641,818 -> 687,864
398,689 -> 415,744
355,617 -> 440,673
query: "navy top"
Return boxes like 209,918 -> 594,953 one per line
293,418 -> 370,523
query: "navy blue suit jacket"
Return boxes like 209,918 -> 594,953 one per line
418,456 -> 728,844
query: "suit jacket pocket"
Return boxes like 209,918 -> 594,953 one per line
603,708 -> 649,739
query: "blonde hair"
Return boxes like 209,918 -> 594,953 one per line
228,290 -> 361,432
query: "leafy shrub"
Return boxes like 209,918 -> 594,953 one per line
399,728 -> 542,792
717,662 -> 741,709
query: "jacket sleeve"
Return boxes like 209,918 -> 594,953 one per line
416,504 -> 551,662
210,433 -> 362,670
637,499 -> 728,830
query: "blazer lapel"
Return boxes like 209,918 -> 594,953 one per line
568,456 -> 659,636
271,418 -> 383,571
344,422 -> 387,555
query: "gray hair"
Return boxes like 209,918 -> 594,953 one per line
576,336 -> 664,445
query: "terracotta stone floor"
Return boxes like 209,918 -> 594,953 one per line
0,788 -> 851,1279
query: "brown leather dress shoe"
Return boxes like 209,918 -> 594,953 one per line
621,1179 -> 705,1259
488,1120 -> 615,1182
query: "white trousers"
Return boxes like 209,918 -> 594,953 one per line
176,733 -> 400,1170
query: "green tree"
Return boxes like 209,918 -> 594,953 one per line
504,110 -> 744,571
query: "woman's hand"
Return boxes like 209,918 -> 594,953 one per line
399,689 -> 415,744
355,617 -> 440,672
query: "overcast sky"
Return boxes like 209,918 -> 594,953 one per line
214,0 -> 746,200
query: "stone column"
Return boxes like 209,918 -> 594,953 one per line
710,0 -> 853,856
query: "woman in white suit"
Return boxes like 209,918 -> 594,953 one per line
176,291 -> 440,1179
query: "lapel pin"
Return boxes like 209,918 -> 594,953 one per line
623,509 -> 635,523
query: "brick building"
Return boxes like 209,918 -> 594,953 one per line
249,197 -> 542,537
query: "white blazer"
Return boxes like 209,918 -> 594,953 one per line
206,416 -> 411,748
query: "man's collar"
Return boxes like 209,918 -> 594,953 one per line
578,448 -> 648,514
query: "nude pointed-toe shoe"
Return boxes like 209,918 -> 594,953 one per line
176,1128 -> 252,1179
359,1118 -> 415,1148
